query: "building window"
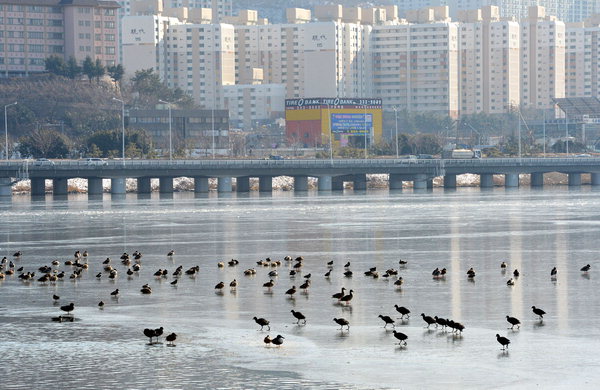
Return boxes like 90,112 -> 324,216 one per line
105,46 -> 115,55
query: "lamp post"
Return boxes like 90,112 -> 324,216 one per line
158,99 -> 173,161
464,122 -> 482,147
325,102 -> 333,164
4,102 -> 17,161
112,97 -> 125,166
364,105 -> 368,159
392,106 -> 399,158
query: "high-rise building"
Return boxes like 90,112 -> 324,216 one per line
397,0 -> 598,23
520,6 -> 566,109
565,16 -> 600,99
456,6 -> 520,115
0,0 -> 120,77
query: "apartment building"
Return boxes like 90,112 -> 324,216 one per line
457,6 -> 520,115
372,8 -> 460,117
165,0 -> 231,21
520,6 -> 566,109
223,82 -> 286,129
0,0 -> 120,77
397,0 -> 598,23
565,16 -> 600,99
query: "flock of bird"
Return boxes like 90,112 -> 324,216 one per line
0,249 -> 593,352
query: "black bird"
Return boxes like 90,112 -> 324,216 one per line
166,332 -> 177,346
13,251 -> 22,257
421,313 -> 436,328
324,269 -> 332,278
551,267 -> 557,278
285,286 -> 297,297
263,279 -> 275,291
333,317 -> 350,330
167,250 -> 175,257
263,335 -> 272,346
532,306 -> 546,320
299,280 -> 310,291
496,334 -> 510,350
343,270 -> 353,278
271,335 -> 284,347
303,273 -> 311,279
326,260 -> 334,267
581,264 -> 591,272
332,287 -> 346,300
215,281 -> 225,291
170,279 -> 178,286
506,315 -> 521,329
229,279 -> 237,290
289,270 -> 297,276
143,328 -> 155,344
434,316 -> 447,329
394,305 -> 411,319
98,301 -> 104,308
398,259 -> 408,265
392,330 -> 408,346
378,314 -> 395,328
154,327 -> 164,343
60,302 -> 74,315
110,289 -> 119,297
343,261 -> 351,268
340,289 -> 354,304
291,310 -> 307,324
394,277 -> 404,287
467,268 -> 476,278
432,268 -> 441,277
500,262 -> 507,269
253,316 -> 270,331
513,269 -> 520,277
52,294 -> 60,301
506,278 -> 515,286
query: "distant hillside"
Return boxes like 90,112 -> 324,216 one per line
233,0 -> 395,23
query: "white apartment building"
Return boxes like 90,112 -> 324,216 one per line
165,0 -> 231,21
121,14 -> 182,79
397,0 -> 598,23
223,83 -> 286,129
520,6 -> 566,109
565,17 -> 600,99
372,19 -> 460,116
166,23 -> 235,107
457,6 -> 520,115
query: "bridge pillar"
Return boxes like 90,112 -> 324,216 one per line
443,174 -> 457,188
294,176 -> 308,191
318,176 -> 332,191
592,173 -> 600,186
531,173 -> 544,187
159,177 -> 173,193
137,177 -> 152,193
480,174 -> 494,188
259,176 -> 272,192
389,174 -> 403,190
427,179 -> 433,189
568,173 -> 581,187
194,177 -> 209,193
217,177 -> 232,192
111,178 -> 126,194
413,174 -> 427,190
353,174 -> 367,190
31,178 -> 46,196
53,178 -> 68,195
88,178 -> 103,195
505,174 -> 519,188
0,177 -> 12,197
332,177 -> 345,191
236,176 -> 250,192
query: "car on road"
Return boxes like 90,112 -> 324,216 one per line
85,158 -> 107,166
33,158 -> 54,166
268,155 -> 285,160
576,153 -> 592,157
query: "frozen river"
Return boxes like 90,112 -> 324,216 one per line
1,187 -> 600,389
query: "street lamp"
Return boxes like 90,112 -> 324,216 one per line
112,97 -> 125,166
363,105 -> 368,159
325,102 -> 333,164
158,99 -> 173,161
392,106 -> 399,158
463,122 -> 482,147
4,102 -> 17,161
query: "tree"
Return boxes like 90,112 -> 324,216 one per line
82,56 -> 95,83
45,55 -> 67,77
85,128 -> 153,158
18,129 -> 71,158
130,68 -> 194,108
65,56 -> 81,79
93,58 -> 105,83
107,64 -> 124,86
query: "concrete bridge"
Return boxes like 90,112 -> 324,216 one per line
1,157 -> 600,196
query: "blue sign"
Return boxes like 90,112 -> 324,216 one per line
331,113 -> 372,135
